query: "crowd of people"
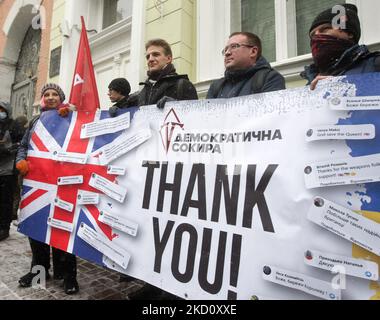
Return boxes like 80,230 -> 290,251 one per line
0,4 -> 379,299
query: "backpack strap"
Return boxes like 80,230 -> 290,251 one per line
176,78 -> 186,100
251,67 -> 272,94
28,115 -> 40,131
209,78 -> 227,99
373,53 -> 380,72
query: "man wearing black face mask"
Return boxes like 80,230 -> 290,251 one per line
301,4 -> 380,90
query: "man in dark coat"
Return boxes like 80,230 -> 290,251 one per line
302,3 -> 380,89
108,78 -> 132,117
128,38 -> 198,109
207,32 -> 285,99
0,101 -> 21,241
126,39 -> 198,300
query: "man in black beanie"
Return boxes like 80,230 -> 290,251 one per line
108,78 -> 132,117
302,3 -> 380,89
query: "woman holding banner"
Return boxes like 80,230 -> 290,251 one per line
16,83 -> 79,295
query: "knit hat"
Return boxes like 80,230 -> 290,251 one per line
41,83 -> 66,102
309,4 -> 361,43
108,78 -> 131,97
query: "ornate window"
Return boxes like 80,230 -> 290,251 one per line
15,27 -> 41,83
231,0 -> 276,62
295,0 -> 340,55
103,0 -> 133,29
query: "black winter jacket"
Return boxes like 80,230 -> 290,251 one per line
108,96 -> 136,117
112,96 -> 131,109
128,73 -> 198,107
207,56 -> 285,99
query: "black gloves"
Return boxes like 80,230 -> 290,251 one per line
157,96 -> 175,109
109,106 -> 119,118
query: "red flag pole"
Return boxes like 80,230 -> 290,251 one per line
69,16 -> 100,111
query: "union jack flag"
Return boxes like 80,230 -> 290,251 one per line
18,108 -> 137,267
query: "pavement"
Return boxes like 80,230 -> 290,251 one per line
0,224 -> 144,300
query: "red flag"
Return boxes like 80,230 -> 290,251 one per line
69,16 -> 100,111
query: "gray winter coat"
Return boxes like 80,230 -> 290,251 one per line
0,102 -> 21,176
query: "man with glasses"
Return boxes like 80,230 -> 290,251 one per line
207,32 -> 285,99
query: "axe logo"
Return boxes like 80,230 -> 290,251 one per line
160,108 -> 184,154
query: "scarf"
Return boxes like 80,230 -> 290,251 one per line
311,34 -> 355,74
147,63 -> 176,81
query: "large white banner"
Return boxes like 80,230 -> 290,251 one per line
19,73 -> 380,300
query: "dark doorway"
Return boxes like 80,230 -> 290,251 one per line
10,26 -> 41,120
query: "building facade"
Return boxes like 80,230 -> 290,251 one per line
1,0 -> 380,115
0,0 -> 53,118
50,0 -> 196,108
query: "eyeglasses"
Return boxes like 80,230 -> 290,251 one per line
222,43 -> 255,55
